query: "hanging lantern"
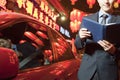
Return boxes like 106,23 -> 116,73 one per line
117,0 -> 120,3
114,0 -> 120,8
24,31 -> 44,46
77,21 -> 81,30
0,0 -> 6,10
76,11 -> 81,21
70,9 -> 82,21
70,9 -> 86,33
44,50 -> 52,57
34,38 -> 44,46
70,11 -> 74,21
74,20 -> 78,32
70,10 -> 77,21
114,2 -> 119,8
0,0 -> 6,7
70,21 -> 74,33
19,40 -> 26,44
24,31 -> 37,41
70,0 -> 78,5
36,31 -> 48,39
87,0 -> 96,8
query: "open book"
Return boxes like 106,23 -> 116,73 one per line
82,17 -> 120,44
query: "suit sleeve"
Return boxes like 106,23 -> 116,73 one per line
74,19 -> 86,50
74,34 -> 86,50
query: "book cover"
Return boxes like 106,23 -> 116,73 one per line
82,17 -> 120,44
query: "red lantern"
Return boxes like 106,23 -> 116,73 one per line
44,50 -> 52,57
70,20 -> 80,33
24,31 -> 37,41
87,0 -> 96,8
19,40 -> 26,44
117,0 -> 120,3
70,9 -> 85,33
24,31 -> 44,46
114,0 -> 120,8
76,11 -> 81,21
34,38 -> 44,46
0,0 -> 6,8
70,9 -> 77,21
70,0 -> 78,5
36,31 -> 48,39
70,21 -> 74,32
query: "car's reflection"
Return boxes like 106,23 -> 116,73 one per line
0,12 -> 80,80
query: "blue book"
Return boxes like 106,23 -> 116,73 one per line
82,17 -> 120,44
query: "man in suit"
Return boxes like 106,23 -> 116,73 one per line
75,0 -> 120,80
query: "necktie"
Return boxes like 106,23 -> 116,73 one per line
101,14 -> 108,25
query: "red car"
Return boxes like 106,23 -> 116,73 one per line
0,12 -> 80,80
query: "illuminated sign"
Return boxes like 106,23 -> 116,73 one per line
16,0 -> 59,31
16,0 -> 70,37
60,26 -> 70,38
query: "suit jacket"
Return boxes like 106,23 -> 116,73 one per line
75,12 -> 120,80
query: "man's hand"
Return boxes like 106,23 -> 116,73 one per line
79,28 -> 91,40
97,40 -> 116,54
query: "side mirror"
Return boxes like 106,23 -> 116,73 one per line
0,48 -> 19,79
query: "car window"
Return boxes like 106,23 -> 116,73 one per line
0,13 -> 75,70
